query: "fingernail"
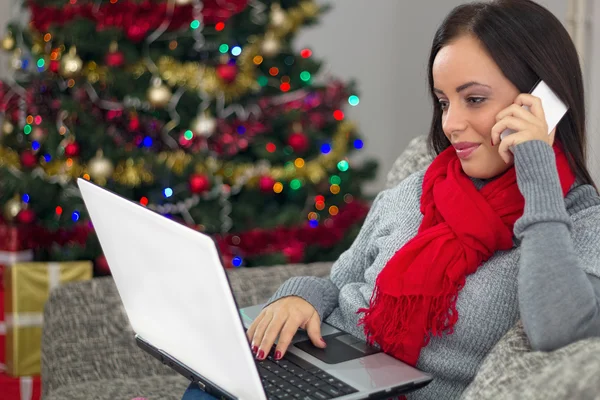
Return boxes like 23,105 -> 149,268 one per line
274,350 -> 282,360
251,345 -> 258,354
257,349 -> 265,360
491,139 -> 494,146
320,338 -> 327,346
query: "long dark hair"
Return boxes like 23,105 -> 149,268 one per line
427,0 -> 596,188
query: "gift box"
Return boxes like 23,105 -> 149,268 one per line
0,373 -> 41,400
4,261 -> 92,376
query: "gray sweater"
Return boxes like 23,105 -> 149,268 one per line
267,140 -> 600,400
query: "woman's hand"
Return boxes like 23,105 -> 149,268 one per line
246,296 -> 326,361
491,93 -> 556,164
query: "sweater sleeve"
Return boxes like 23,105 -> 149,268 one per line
513,140 -> 600,352
265,190 -> 387,321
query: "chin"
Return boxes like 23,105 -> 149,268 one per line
460,160 -> 512,180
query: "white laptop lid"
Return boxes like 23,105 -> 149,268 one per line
78,178 -> 266,400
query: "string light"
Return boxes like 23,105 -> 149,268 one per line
308,212 -> 318,220
290,179 -> 301,190
24,125 -> 31,135
320,143 -> 331,154
300,71 -> 311,82
273,182 -> 284,193
190,20 -> 201,29
72,211 -> 80,222
66,158 -> 73,167
232,256 -> 243,267
22,194 -> 30,203
32,141 -> 40,151
37,59 -> 45,68
34,116 -> 42,124
333,110 -> 344,121
280,82 -> 290,92
315,195 -> 325,202
184,130 -> 193,140
266,142 -> 276,152
43,154 -> 52,162
330,184 -> 341,194
140,197 -> 149,206
44,33 -> 52,42
344,194 -> 354,203
294,158 -> 305,168
253,55 -> 263,65
237,126 -> 246,134
26,116 -> 34,124
329,206 -> 339,216
309,220 -> 318,228
353,139 -> 364,149
82,173 -> 90,180
219,44 -> 229,53
330,175 -> 341,185
337,160 -> 349,171
348,95 -> 360,106
169,41 -> 178,50
257,76 -> 268,86
143,136 -> 153,147
215,22 -> 225,31
55,206 -> 63,215
269,67 -> 279,76
164,188 -> 174,198
231,46 -> 242,56
316,201 -> 325,210
300,48 -> 312,58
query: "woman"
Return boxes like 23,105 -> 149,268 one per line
183,0 -> 600,399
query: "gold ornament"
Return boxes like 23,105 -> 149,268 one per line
3,195 -> 22,222
2,120 -> 14,135
147,77 -> 172,108
270,4 -> 290,29
113,158 -> 154,187
157,150 -> 192,175
2,32 -> 15,51
190,112 -> 217,137
87,150 -> 114,186
261,32 -> 281,57
60,46 -> 83,78
174,0 -> 193,4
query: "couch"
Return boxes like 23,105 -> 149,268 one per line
41,135 -> 600,399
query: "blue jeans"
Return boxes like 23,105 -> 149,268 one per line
181,382 -> 218,400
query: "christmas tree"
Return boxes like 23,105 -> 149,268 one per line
0,0 -> 377,271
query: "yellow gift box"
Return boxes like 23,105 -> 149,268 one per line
4,261 -> 92,376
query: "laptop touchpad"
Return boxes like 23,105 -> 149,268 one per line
294,333 -> 381,364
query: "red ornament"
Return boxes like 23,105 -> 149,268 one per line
128,115 -> 140,131
189,173 -> 211,194
105,50 -> 125,67
259,176 -> 276,193
283,242 -> 305,263
288,132 -> 310,153
64,142 -> 80,157
95,254 -> 111,275
16,208 -> 36,224
216,64 -> 238,84
20,150 -> 37,168
49,60 -> 60,73
126,25 -> 148,42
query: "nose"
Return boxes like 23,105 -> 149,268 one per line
442,104 -> 468,136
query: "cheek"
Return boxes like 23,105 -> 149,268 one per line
470,112 -> 497,138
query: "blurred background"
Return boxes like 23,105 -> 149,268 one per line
4,0 -> 595,193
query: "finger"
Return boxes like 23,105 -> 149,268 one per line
491,116 -> 530,146
495,103 -> 540,125
274,318 -> 303,360
305,312 -> 326,349
246,312 -> 265,348
258,313 -> 288,360
251,311 -> 274,358
514,93 -> 546,127
497,134 -> 518,164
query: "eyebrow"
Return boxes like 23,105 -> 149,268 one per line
433,81 -> 491,95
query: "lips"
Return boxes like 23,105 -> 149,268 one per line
453,143 -> 481,159
453,142 -> 480,150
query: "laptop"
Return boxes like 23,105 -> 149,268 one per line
77,178 -> 433,400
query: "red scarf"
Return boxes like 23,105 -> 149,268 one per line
358,143 -> 576,366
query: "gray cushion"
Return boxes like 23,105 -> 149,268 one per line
461,321 -> 600,399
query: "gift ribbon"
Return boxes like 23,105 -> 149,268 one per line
20,376 -> 33,400
0,250 -> 34,264
5,313 -> 44,328
48,263 -> 61,291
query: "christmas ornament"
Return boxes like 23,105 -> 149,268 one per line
60,47 -> 83,78
11,49 -> 23,70
128,114 -> 140,131
259,176 -> 276,193
189,173 -> 211,194
49,59 -> 60,73
174,0 -> 193,4
20,150 -> 37,168
261,32 -> 281,57
288,132 -> 309,153
190,112 -> 217,137
88,150 -> 114,185
2,31 -> 15,51
147,77 -> 172,108
64,141 -> 80,157
105,41 -> 125,67
216,63 -> 238,84
2,120 -> 14,135
126,25 -> 148,42
269,3 -> 289,29
16,208 -> 36,224
3,195 -> 22,221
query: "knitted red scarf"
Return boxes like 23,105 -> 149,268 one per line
358,143 -> 576,366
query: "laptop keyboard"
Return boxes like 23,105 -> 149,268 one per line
256,349 -> 358,400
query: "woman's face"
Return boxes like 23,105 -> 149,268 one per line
432,34 -> 521,179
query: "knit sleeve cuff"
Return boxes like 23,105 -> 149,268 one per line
513,140 -> 572,239
265,276 -> 339,320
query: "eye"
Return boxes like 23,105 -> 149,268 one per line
467,97 -> 486,105
438,99 -> 449,110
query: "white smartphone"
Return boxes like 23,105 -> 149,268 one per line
500,80 -> 569,140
